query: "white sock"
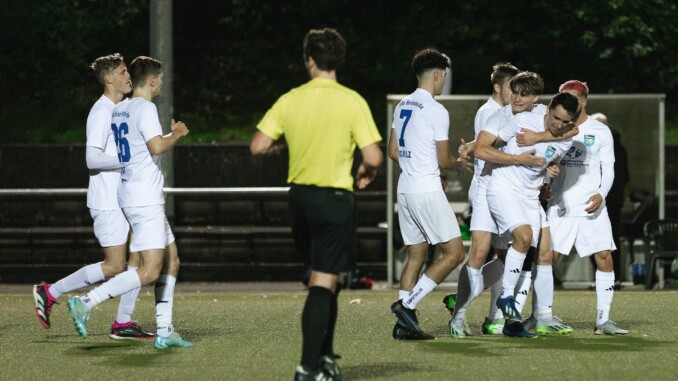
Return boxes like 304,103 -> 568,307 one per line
115,266 -> 140,324
51,262 -> 105,300
155,275 -> 177,337
488,278 -> 504,320
403,274 -> 437,310
465,266 -> 483,308
513,270 -> 532,314
534,265 -> 554,321
502,247 -> 526,297
398,290 -> 410,300
595,270 -> 615,325
82,270 -> 141,311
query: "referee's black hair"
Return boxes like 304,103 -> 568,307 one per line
412,49 -> 449,78
303,28 -> 346,71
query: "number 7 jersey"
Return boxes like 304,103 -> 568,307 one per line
392,88 -> 450,193
111,97 -> 165,208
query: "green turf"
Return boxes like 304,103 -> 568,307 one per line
3,288 -> 677,380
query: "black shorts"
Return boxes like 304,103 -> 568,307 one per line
288,184 -> 356,275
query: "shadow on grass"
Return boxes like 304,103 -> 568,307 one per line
61,340 -> 175,367
420,335 -> 674,357
342,362 -> 429,380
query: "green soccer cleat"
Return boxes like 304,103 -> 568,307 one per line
66,297 -> 89,338
594,320 -> 629,336
482,317 -> 505,335
449,318 -> 472,338
536,319 -> 573,335
154,332 -> 193,349
442,293 -> 457,316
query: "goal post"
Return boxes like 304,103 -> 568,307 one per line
385,93 -> 666,288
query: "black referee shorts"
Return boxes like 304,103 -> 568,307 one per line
288,184 -> 356,275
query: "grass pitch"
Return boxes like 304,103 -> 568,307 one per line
2,285 -> 677,381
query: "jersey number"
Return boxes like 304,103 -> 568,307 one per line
398,109 -> 412,147
111,123 -> 131,163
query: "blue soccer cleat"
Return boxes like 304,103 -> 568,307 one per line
496,295 -> 522,321
67,297 -> 89,338
154,332 -> 193,349
503,320 -> 537,338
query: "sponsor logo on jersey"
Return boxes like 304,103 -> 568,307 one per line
545,145 -> 556,159
565,146 -> 583,159
584,135 -> 595,147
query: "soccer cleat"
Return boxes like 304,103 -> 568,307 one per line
294,365 -> 331,381
318,354 -> 344,381
536,319 -> 573,335
496,295 -> 522,321
482,317 -> 505,335
392,322 -> 433,340
33,284 -> 57,329
390,300 -> 435,340
449,318 -> 472,338
66,297 -> 89,338
109,321 -> 155,340
154,331 -> 193,349
594,320 -> 629,335
442,293 -> 457,316
522,314 -> 537,331
502,320 -> 537,338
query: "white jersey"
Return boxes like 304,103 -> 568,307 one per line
548,116 -> 615,216
85,95 -> 120,210
392,88 -> 449,193
489,111 -> 573,199
111,97 -> 165,208
472,98 -> 502,177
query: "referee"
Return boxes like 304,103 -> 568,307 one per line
250,28 -> 383,381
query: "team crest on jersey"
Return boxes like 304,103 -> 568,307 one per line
584,135 -> 595,146
545,145 -> 556,159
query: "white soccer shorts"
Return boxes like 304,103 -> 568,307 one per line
487,182 -> 541,248
90,208 -> 130,247
123,204 -> 176,252
397,191 -> 461,246
548,207 -> 616,257
469,179 -> 499,234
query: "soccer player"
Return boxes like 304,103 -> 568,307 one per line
250,28 -> 383,381
478,92 -> 580,338
388,48 -> 470,341
32,53 -> 152,340
449,72 -> 551,337
66,56 -> 193,349
544,80 -> 628,335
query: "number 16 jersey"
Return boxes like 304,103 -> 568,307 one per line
111,97 -> 165,208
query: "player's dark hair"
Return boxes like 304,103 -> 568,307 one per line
510,71 -> 544,96
411,49 -> 449,78
90,53 -> 125,86
490,62 -> 520,88
549,92 -> 580,117
129,56 -> 163,88
303,28 -> 346,71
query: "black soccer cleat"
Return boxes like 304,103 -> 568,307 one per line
109,321 -> 155,340
390,300 -> 435,340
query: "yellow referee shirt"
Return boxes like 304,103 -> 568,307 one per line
257,78 -> 382,192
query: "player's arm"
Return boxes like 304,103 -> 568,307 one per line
147,119 -> 189,156
516,124 -> 579,146
474,130 -> 545,166
458,138 -> 475,160
355,143 -> 383,189
387,129 -> 399,162
585,161 -> 614,214
86,146 -> 123,170
436,140 -> 472,173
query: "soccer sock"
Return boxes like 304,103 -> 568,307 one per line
502,247 -> 526,297
321,288 -> 340,356
155,275 -> 177,337
403,274 -> 437,310
398,290 -> 410,300
115,266 -> 139,325
51,262 -> 105,300
595,270 -> 615,325
82,269 -> 141,311
488,278 -> 504,320
465,266 -> 483,308
513,270 -> 532,314
534,265 -> 554,321
301,286 -> 332,369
